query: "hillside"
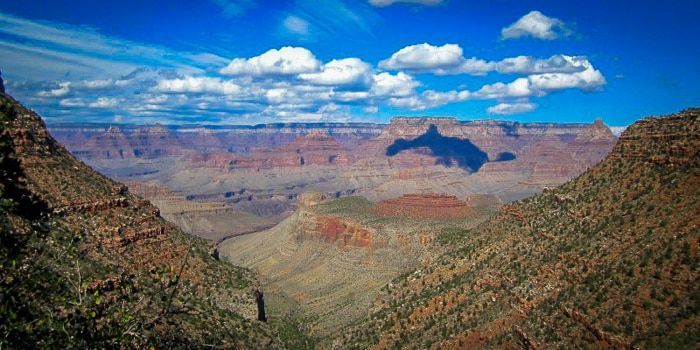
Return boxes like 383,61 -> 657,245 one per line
220,192 -> 500,343
339,109 -> 700,349
0,94 -> 285,348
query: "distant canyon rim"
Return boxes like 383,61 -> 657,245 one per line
50,116 -> 617,242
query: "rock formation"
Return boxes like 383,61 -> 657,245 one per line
0,93 -> 285,348
48,116 -> 617,238
340,108 -> 700,349
376,193 -> 474,219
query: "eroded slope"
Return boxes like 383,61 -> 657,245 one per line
340,109 -> 700,349
220,193 -> 499,342
0,94 -> 283,348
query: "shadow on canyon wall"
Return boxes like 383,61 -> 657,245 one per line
385,124 -> 516,172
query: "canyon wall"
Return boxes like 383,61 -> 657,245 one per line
49,117 -> 616,241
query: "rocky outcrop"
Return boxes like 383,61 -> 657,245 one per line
52,197 -> 128,215
560,305 -> 631,349
376,193 -> 473,219
311,216 -> 377,248
611,109 -> 699,167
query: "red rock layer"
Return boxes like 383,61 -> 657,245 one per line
376,193 -> 474,219
313,216 -> 374,248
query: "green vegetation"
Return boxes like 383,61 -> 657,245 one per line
340,110 -> 700,349
435,227 -> 471,246
0,94 -> 284,348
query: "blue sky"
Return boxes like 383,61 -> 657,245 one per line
0,0 -> 698,126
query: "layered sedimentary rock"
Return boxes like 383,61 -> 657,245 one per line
341,108 -> 700,349
0,93 -> 283,348
49,116 -> 616,239
376,194 -> 474,219
220,194 -> 500,340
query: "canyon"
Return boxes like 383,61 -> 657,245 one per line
50,117 -> 616,242
45,111 -> 622,346
3,88 -> 697,348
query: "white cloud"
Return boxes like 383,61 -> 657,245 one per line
88,97 -> 119,109
528,64 -> 606,91
38,82 -> 71,97
384,60 -> 605,112
363,105 -> 379,113
59,98 -> 85,107
495,55 -> 589,74
370,72 -> 420,97
381,43 -> 592,76
299,58 -> 372,86
5,11 -> 605,123
474,78 -> 535,99
368,0 -> 443,7
219,47 -> 322,76
283,15 -> 310,36
390,89 -> 471,110
154,76 -> 243,95
501,11 -> 571,40
379,43 -> 469,72
487,102 -> 536,115
82,79 -> 114,89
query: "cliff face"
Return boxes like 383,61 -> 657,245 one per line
612,109 -> 699,166
49,115 -> 617,244
340,109 -> 700,349
51,122 -> 384,159
0,94 -> 283,348
376,194 -> 474,219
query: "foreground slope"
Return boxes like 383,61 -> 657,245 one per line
220,193 -> 499,341
340,109 -> 700,349
0,94 -> 282,348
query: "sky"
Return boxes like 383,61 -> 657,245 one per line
0,0 -> 698,126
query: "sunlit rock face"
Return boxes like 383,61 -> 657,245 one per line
48,117 -> 616,241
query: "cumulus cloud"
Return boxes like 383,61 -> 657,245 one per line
487,102 -> 537,115
379,43 -> 476,73
386,60 -> 605,111
501,11 -> 571,40
474,78 -> 535,100
299,58 -> 372,86
381,43 -> 591,76
495,55 -> 589,74
219,47 -> 321,76
528,64 -> 606,92
390,89 -> 470,110
154,76 -> 243,95
370,72 -> 420,97
368,0 -> 443,7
